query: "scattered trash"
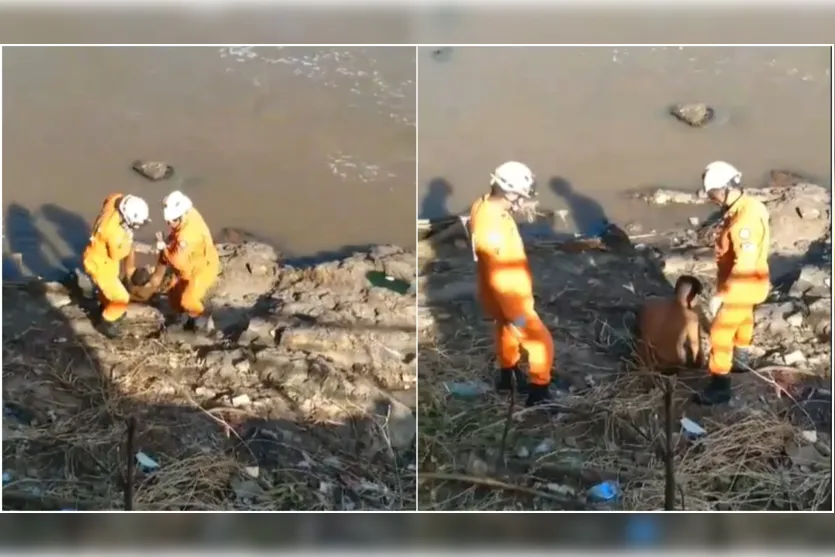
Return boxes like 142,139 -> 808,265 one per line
443,380 -> 490,400
533,439 -> 555,456
688,216 -> 700,226
546,483 -> 576,497
782,350 -> 806,366
135,451 -> 160,472
516,445 -> 530,459
366,271 -> 411,295
132,160 -> 174,181
231,394 -> 252,407
243,465 -> 260,479
680,417 -> 707,438
588,480 -> 621,502
2,471 -> 12,484
800,430 -> 818,444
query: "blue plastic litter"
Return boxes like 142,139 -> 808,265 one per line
588,480 -> 621,502
624,515 -> 662,546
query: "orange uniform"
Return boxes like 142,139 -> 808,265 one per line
468,194 -> 554,386
162,207 -> 220,318
82,194 -> 135,322
709,193 -> 771,375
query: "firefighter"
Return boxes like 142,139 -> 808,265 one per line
699,161 -> 771,405
468,161 -> 557,407
158,191 -> 220,334
82,193 -> 151,338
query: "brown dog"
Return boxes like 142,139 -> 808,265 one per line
636,275 -> 704,370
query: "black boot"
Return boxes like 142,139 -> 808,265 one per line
165,313 -> 187,330
525,383 -> 552,407
98,315 -> 124,339
695,374 -> 732,405
495,367 -> 528,393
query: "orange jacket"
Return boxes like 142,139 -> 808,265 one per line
83,193 -> 134,268
162,207 -> 219,279
469,194 -> 535,319
715,193 -> 771,305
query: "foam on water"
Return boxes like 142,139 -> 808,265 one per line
218,46 -> 415,186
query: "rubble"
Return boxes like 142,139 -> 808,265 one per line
2,241 -> 417,511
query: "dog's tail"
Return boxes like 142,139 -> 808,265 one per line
674,274 -> 703,308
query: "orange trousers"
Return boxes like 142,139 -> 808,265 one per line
167,268 -> 217,318
480,288 -> 554,387
83,257 -> 130,323
708,303 -> 755,375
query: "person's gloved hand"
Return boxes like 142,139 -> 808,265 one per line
155,231 -> 166,252
708,296 -> 723,318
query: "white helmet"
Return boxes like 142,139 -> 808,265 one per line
163,190 -> 193,222
702,161 -> 742,192
118,195 -> 150,227
491,161 -> 535,198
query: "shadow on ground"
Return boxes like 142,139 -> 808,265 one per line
2,205 -> 417,511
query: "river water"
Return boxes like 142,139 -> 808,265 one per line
2,46 -> 416,279
418,46 -> 831,236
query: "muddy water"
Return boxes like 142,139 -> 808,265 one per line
2,46 -> 415,280
418,46 -> 831,236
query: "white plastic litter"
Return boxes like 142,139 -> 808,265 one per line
135,451 -> 160,471
680,417 -> 707,437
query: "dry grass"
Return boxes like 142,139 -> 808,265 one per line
3,317 -> 415,511
417,309 -> 831,512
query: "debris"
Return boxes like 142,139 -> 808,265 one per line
588,480 -> 621,502
243,466 -> 260,479
443,381 -> 490,400
546,483 -> 576,497
680,417 -> 707,438
688,217 -> 700,226
669,102 -> 715,127
533,440 -> 555,455
135,451 -> 160,472
782,350 -> 806,366
800,430 -> 818,444
231,394 -> 252,407
516,446 -> 530,459
132,160 -> 174,181
366,271 -> 411,295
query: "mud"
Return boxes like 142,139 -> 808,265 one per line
418,181 -> 830,511
2,242 -> 416,511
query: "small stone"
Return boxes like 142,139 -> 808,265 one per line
132,160 -> 174,181
234,359 -> 251,373
688,216 -> 700,226
194,387 -> 216,398
231,394 -> 252,407
782,350 -> 806,366
669,103 -> 714,127
786,313 -> 804,328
